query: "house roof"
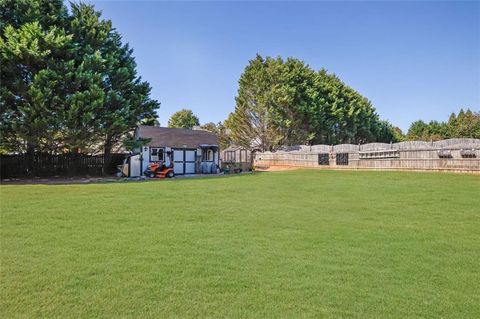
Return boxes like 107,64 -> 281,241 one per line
136,126 -> 218,148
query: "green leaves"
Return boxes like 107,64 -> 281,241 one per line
0,0 -> 159,159
199,121 -> 231,150
228,54 -> 394,151
168,109 -> 200,129
407,109 -> 480,140
1,22 -> 70,62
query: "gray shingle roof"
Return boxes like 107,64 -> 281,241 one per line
136,126 -> 218,148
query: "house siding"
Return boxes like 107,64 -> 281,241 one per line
140,146 -> 219,175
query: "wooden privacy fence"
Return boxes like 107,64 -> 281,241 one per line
254,138 -> 480,173
0,153 -> 126,178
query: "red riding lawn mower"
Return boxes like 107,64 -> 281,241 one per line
144,151 -> 175,179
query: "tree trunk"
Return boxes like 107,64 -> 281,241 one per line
26,142 -> 36,176
250,150 -> 256,171
70,151 -> 81,176
103,139 -> 113,175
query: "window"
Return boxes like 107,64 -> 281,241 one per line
203,149 -> 214,161
437,150 -> 452,159
318,153 -> 329,165
150,148 -> 164,162
224,151 -> 235,162
336,153 -> 349,165
239,150 -> 247,162
460,149 -> 476,158
359,150 -> 400,159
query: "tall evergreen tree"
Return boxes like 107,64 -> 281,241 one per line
227,54 -> 392,150
0,0 -> 71,157
227,55 -> 284,151
447,109 -> 480,139
406,109 -> 479,141
1,1 -> 160,174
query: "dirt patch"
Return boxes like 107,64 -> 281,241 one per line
255,165 -> 301,172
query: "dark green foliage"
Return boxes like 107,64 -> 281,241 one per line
168,109 -> 200,129
140,116 -> 160,126
227,55 -> 398,151
200,121 -> 231,150
373,120 -> 403,143
406,120 -> 428,140
447,109 -> 480,139
0,0 -> 159,169
121,135 -> 151,153
0,1 -> 72,154
313,69 -> 385,144
406,109 -> 479,140
228,55 -> 317,151
0,0 -> 67,32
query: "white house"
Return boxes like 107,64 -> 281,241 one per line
134,126 -> 220,175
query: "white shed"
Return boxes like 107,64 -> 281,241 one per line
133,126 -> 220,176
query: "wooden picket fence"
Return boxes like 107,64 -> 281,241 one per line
254,138 -> 480,172
0,153 -> 125,178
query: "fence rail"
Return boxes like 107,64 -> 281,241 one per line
0,153 -> 125,178
254,139 -> 480,172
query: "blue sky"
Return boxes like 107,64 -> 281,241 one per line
87,0 -> 479,132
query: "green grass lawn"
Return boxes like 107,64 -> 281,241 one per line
1,170 -> 479,318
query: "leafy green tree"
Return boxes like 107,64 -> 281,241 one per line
0,1 -> 71,157
392,126 -> 406,142
91,12 -> 159,170
0,0 -> 67,32
407,120 -> 429,140
426,120 -> 449,140
228,54 -> 390,150
200,121 -> 231,150
447,109 -> 480,139
227,55 -> 317,151
59,2 -> 107,153
313,69 -> 387,144
226,56 -> 279,151
122,135 -> 151,153
373,120 -> 402,143
200,122 -> 217,132
406,109 -> 479,141
168,109 -> 199,129
1,0 -> 159,175
140,117 -> 160,126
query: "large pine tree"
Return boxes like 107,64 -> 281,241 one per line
0,0 -> 159,173
227,54 -> 395,151
0,0 -> 71,159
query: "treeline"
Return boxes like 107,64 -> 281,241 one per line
406,109 -> 480,141
225,55 -> 399,151
166,54 -> 478,152
2,1 -> 477,175
0,0 -> 159,171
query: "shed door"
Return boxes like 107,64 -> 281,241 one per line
173,149 -> 184,174
129,155 -> 141,177
172,148 -> 197,175
185,150 -> 196,174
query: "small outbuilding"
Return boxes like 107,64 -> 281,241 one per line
134,126 -> 220,176
221,146 -> 254,172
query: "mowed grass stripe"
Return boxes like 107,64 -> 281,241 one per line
1,170 -> 479,318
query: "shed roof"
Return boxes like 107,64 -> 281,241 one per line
136,126 -> 218,148
223,145 -> 249,152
